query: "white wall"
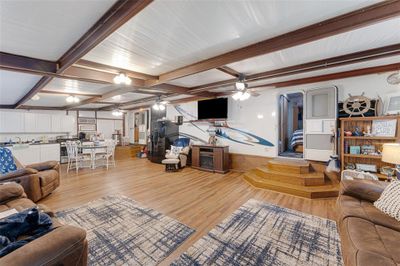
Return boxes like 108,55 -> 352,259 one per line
166,72 -> 400,157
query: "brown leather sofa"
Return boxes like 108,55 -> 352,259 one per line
337,180 -> 400,266
0,183 -> 88,266
0,161 -> 60,202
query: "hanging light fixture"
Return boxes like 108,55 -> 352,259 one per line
112,109 -> 123,116
113,73 -> 132,85
232,91 -> 250,101
152,97 -> 166,111
31,95 -> 40,101
66,95 -> 80,103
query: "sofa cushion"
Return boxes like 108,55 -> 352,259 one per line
26,161 -> 58,172
338,194 -> 400,232
341,180 -> 387,202
0,183 -> 24,204
374,181 -> 400,221
340,216 -> 399,266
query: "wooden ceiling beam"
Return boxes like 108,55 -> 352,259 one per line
215,63 -> 400,93
124,95 -> 215,111
74,59 -> 157,80
189,43 -> 400,94
15,0 -> 154,108
216,66 -> 240,77
147,0 -> 400,86
0,52 -> 57,74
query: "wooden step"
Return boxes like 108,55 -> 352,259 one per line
267,159 -> 310,174
243,170 -> 339,199
254,166 -> 325,186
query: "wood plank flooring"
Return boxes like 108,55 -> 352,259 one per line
40,156 -> 338,265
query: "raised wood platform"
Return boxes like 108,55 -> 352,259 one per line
243,159 -> 339,199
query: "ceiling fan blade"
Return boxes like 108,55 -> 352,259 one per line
249,91 -> 261,97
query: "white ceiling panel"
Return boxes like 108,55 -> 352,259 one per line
102,92 -> 152,103
227,17 -> 400,75
43,78 -> 113,95
0,70 -> 42,105
167,69 -> 232,87
79,103 -> 112,109
211,55 -> 400,92
0,0 -> 116,60
84,0 -> 377,75
25,93 -> 90,107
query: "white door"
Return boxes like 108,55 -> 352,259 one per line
304,86 -> 337,162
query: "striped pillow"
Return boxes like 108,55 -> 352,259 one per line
374,181 -> 400,221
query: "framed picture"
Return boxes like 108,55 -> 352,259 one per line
372,119 -> 397,137
349,146 -> 360,154
385,92 -> 400,115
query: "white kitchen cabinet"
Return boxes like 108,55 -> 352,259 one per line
40,144 -> 60,162
0,111 -> 24,133
10,144 -> 60,165
35,114 -> 51,132
61,115 -> 76,134
10,145 -> 41,165
51,115 -> 62,132
24,113 -> 37,133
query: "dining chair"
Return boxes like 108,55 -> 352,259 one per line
66,141 -> 91,173
95,140 -> 116,170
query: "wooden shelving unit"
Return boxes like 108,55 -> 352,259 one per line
340,115 -> 400,179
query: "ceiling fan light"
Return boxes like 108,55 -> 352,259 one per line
125,77 -> 132,85
239,91 -> 250,101
73,96 -> 80,103
66,95 -> 74,103
152,103 -> 160,110
31,95 -> 40,101
235,81 -> 246,91
232,91 -> 243,101
112,109 -> 123,116
159,104 -> 165,111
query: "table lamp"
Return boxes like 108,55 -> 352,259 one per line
382,143 -> 400,180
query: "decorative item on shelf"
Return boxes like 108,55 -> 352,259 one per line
361,145 -> 375,155
344,163 -> 356,170
207,126 -> 218,146
371,119 -> 397,137
352,127 -> 362,136
349,146 -> 361,155
363,125 -> 372,137
380,166 -> 395,177
344,130 -> 353,137
356,163 -> 377,173
339,93 -> 376,117
381,143 -> 400,181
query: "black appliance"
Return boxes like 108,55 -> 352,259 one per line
198,98 -> 228,120
148,120 -> 179,163
56,137 -> 78,164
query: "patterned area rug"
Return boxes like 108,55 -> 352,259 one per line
172,199 -> 343,266
56,195 -> 194,266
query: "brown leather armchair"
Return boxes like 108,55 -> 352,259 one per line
0,183 -> 88,266
0,161 -> 60,202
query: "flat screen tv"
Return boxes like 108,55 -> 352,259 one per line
198,98 -> 228,120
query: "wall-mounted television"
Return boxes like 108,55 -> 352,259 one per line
198,98 -> 228,120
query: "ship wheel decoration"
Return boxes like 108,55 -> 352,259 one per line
341,93 -> 373,117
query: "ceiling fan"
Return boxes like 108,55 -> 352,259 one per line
229,73 -> 260,101
387,71 -> 400,85
152,96 -> 169,111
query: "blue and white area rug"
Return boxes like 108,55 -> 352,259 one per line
172,199 -> 343,266
56,195 -> 194,266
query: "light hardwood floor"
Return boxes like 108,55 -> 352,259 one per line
40,156 -> 338,265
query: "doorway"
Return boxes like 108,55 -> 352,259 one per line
133,110 -> 149,145
278,92 -> 304,159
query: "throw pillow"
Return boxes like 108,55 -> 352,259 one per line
0,148 -> 17,174
374,181 -> 400,221
170,145 -> 183,156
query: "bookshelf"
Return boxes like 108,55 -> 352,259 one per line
340,115 -> 400,180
